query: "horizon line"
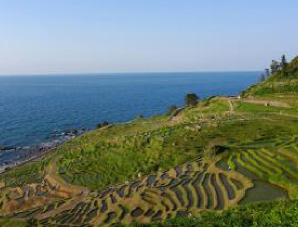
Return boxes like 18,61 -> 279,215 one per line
0,70 -> 262,77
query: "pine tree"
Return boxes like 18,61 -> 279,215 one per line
265,68 -> 270,78
185,93 -> 199,107
281,54 -> 288,70
270,60 -> 280,74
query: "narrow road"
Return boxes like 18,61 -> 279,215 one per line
228,99 -> 234,112
45,156 -> 90,196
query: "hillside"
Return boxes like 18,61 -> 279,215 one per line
268,56 -> 298,82
243,56 -> 298,97
1,73 -> 298,225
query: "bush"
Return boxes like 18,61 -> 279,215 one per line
185,93 -> 199,107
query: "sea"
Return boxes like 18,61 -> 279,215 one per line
0,72 -> 259,149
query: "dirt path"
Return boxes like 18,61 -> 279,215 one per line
279,95 -> 298,98
168,108 -> 185,125
228,99 -> 234,112
44,156 -> 90,197
272,112 -> 298,119
241,99 -> 290,108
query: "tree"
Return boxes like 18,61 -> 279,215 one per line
281,54 -> 288,69
185,93 -> 199,107
259,73 -> 266,82
270,60 -> 280,74
265,68 -> 270,78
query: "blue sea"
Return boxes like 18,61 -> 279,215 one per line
0,72 -> 259,147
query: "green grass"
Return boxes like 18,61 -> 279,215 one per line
57,124 -> 205,189
56,110 -> 298,190
234,102 -> 282,113
0,162 -> 44,187
137,199 -> 298,226
234,101 -> 298,119
246,83 -> 298,96
0,219 -> 26,227
182,98 -> 230,122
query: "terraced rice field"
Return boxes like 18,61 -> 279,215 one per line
228,136 -> 298,199
55,124 -> 206,189
1,130 -> 298,225
0,155 -> 254,226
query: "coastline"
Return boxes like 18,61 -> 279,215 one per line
0,95 -> 237,175
0,130 -> 83,174
0,146 -> 53,174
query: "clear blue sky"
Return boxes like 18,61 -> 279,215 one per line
0,0 -> 297,75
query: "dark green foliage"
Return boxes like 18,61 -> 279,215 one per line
212,145 -> 229,155
270,60 -> 281,75
265,68 -> 270,78
281,54 -> 288,70
268,55 -> 298,82
185,93 -> 199,107
243,55 -> 298,97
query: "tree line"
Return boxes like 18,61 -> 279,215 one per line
259,54 -> 288,82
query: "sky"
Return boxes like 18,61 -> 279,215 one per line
0,0 -> 297,75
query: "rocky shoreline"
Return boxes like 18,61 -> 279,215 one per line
0,129 -> 86,173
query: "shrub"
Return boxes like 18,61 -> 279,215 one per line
185,93 -> 199,107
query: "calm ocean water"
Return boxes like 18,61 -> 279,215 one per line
0,72 -> 259,147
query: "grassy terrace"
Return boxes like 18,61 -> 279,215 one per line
141,199 -> 298,226
56,119 -> 203,189
1,57 -> 298,225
